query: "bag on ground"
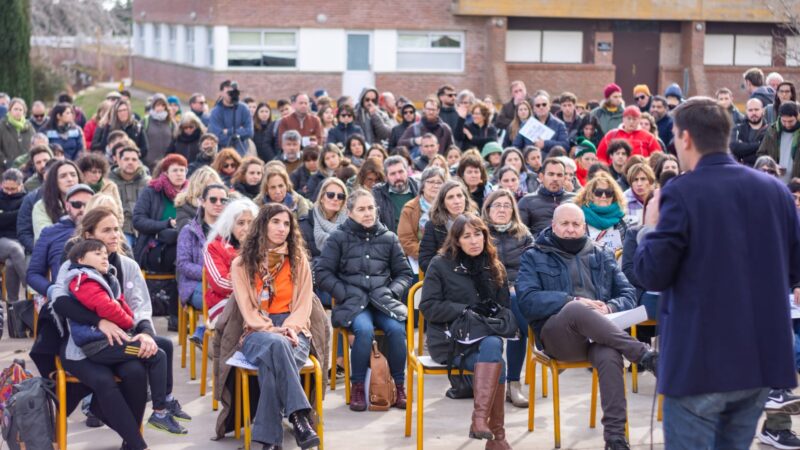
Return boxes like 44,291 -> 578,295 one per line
368,341 -> 396,411
1,377 -> 58,450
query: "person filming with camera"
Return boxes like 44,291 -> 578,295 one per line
209,80 -> 254,157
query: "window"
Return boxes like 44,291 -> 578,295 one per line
505,30 -> 583,64
207,27 -> 214,67
788,36 -> 800,67
133,23 -> 143,55
704,34 -> 772,66
396,31 -> 464,72
153,24 -> 161,58
227,29 -> 297,68
186,26 -> 195,65
168,25 -> 177,61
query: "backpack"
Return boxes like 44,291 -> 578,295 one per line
5,300 -> 34,339
1,377 -> 57,450
367,341 -> 396,411
0,360 -> 32,413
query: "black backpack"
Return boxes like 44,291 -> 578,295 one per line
1,377 -> 58,450
5,300 -> 33,339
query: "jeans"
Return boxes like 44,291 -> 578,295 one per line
0,238 -> 26,301
350,305 -> 406,384
505,291 -> 527,382
124,233 -> 136,253
663,387 -> 770,450
454,336 -> 506,384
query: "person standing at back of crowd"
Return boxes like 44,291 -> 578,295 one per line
730,98 -> 768,167
209,80 -> 254,156
0,98 -> 34,170
635,97 -> 800,450
355,87 -> 395,146
591,84 -> 625,137
278,93 -> 323,150
92,98 -> 148,160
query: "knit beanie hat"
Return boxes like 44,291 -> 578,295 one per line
633,85 -> 651,97
622,105 -> 642,119
574,138 -> 597,159
604,83 -> 622,99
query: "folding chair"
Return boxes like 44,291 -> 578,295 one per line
197,270 -> 218,410
630,320 -> 662,421
329,297 -> 383,404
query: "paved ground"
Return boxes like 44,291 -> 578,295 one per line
0,317 -> 785,449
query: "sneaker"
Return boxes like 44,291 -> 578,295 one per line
759,425 -> 800,449
85,412 -> 103,428
638,350 -> 658,377
189,326 -> 205,345
166,398 -> 192,421
336,365 -> 345,379
605,436 -> 631,450
765,389 -> 800,414
147,412 -> 188,435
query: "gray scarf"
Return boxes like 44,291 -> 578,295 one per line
312,205 -> 347,251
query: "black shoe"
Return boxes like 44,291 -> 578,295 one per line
758,425 -> 800,449
638,350 -> 658,377
85,411 -> 103,428
261,445 -> 281,450
289,410 -> 320,449
167,316 -> 178,332
765,389 -> 800,415
335,365 -> 345,379
166,398 -> 192,421
605,436 -> 631,450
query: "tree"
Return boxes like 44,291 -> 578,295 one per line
767,0 -> 800,63
0,0 -> 33,104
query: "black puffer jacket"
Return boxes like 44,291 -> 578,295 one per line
167,128 -> 203,162
489,226 -> 534,287
315,218 -> 413,328
418,223 -> 448,273
0,190 -> 25,240
518,187 -> 576,236
131,186 -> 170,265
419,254 -> 510,363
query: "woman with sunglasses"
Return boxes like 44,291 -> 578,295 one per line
306,144 -> 345,202
389,104 -> 417,151
211,147 -> 243,188
573,171 -> 628,253
177,183 -> 228,342
174,166 -> 224,229
355,87 -> 394,145
167,111 -> 207,163
32,159 -> 83,240
327,104 -> 364,147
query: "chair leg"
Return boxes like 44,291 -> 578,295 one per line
631,325 -> 639,393
552,366 -> 561,449
234,369 -> 241,440
330,328 -> 338,391
590,368 -> 598,428
657,394 -> 664,422
57,370 -> 67,450
416,367 -> 424,450
212,375 -> 219,411
242,371 -> 252,450
179,306 -> 187,368
623,370 -> 630,441
542,364 -> 548,398
524,343 -> 532,385
200,330 -> 209,396
189,309 -> 197,380
528,359 -> 536,431
343,331 -> 351,404
405,362 -> 413,437
304,370 -> 311,397
312,357 -> 324,450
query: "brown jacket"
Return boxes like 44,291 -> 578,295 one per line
213,273 -> 331,438
397,196 -> 423,259
277,112 -> 323,146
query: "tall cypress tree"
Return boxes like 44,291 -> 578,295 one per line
0,0 -> 32,104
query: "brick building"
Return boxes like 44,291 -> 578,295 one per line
131,0 -> 800,106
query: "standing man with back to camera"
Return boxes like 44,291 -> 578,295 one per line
634,97 -> 800,449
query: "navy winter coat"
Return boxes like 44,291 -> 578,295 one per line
16,188 -> 41,253
326,122 -> 365,147
208,101 -> 254,156
27,218 -> 76,296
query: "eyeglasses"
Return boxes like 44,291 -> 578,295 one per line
324,192 -> 346,201
534,103 -> 548,108
339,114 -> 352,118
491,203 -> 513,210
207,196 -> 229,205
68,200 -> 86,209
223,163 -> 238,169
424,179 -> 443,186
444,93 -> 456,97
592,188 -> 614,199
33,114 -> 45,120
403,110 -> 415,115
635,95 -> 647,101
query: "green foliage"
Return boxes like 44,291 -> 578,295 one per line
0,0 -> 33,104
31,57 -> 68,104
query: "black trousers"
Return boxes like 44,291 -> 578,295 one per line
88,342 -> 168,411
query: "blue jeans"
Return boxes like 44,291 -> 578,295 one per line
663,387 -> 770,449
349,305 -> 406,384
454,336 -> 506,384
505,291 -> 527,382
190,284 -> 205,339
124,233 -> 136,251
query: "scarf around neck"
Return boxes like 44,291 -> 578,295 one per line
582,203 -> 624,230
6,114 -> 26,132
312,205 -> 347,250
148,173 -> 186,201
418,196 -> 432,234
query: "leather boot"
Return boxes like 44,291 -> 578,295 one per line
506,381 -> 529,408
288,410 -> 320,449
394,383 -> 407,409
350,382 -> 367,411
469,362 -> 501,440
486,383 -> 512,449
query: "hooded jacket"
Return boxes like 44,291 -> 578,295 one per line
66,264 -> 133,348
0,190 -> 25,240
516,227 -> 636,339
326,121 -> 365,147
757,120 -> 800,179
590,99 -> 625,137
389,105 -> 416,150
751,86 -> 775,107
108,166 -> 151,235
315,218 -> 413,328
176,216 -> 206,304
355,87 -> 395,144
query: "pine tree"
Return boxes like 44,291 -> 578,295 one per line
0,0 -> 33,104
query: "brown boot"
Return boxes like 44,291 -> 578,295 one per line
469,362 -> 501,440
394,383 -> 407,410
486,383 -> 512,450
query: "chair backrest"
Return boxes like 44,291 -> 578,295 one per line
527,325 -> 551,364
406,280 -> 424,357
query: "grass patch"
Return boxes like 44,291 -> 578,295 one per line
74,87 -> 147,119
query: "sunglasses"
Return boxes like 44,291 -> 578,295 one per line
33,114 -> 45,120
207,196 -> 229,205
403,110 -> 415,115
68,200 -> 86,209
324,192 -> 346,201
223,163 -> 238,169
339,113 -> 352,118
444,93 -> 456,97
364,98 -> 376,103
635,95 -> 647,101
534,103 -> 548,108
593,189 -> 614,199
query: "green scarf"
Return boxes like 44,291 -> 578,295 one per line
582,203 -> 624,230
6,115 -> 26,133
89,179 -> 104,193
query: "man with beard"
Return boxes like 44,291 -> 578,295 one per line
591,83 -> 625,137
650,96 -> 673,147
398,96 -> 454,156
758,102 -> 800,183
107,145 -> 150,248
23,145 -> 52,191
494,80 -> 536,131
372,156 -> 419,233
29,101 -> 49,132
518,158 -> 576,236
730,98 -> 768,166
436,84 -> 463,144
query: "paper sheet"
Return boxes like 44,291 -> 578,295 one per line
605,305 -> 648,329
518,118 -> 555,143
789,295 -> 800,319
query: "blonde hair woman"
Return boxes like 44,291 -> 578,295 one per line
174,165 -> 224,229
259,163 -> 311,219
573,171 -> 628,252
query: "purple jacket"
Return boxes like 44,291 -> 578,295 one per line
176,216 -> 206,304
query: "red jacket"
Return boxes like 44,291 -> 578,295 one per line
596,128 -> 662,164
69,275 -> 134,330
203,236 -> 239,321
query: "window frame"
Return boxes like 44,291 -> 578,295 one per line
505,29 -> 583,64
226,28 -> 299,70
395,30 -> 465,73
168,25 -> 177,61
153,24 -> 162,59
185,26 -> 195,65
704,33 -> 773,66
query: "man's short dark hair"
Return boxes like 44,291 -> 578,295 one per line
277,98 -> 291,109
68,239 -> 107,264
789,180 -> 800,194
651,95 -> 668,108
608,139 -> 632,157
547,146 -> 567,157
118,145 -> 141,159
587,163 -> 612,180
29,144 -> 53,161
291,92 -> 309,103
219,80 -> 232,91
743,68 -> 765,87
119,90 -> 132,99
541,157 -> 566,173
421,133 -> 438,143
673,97 -> 732,155
57,92 -> 73,104
560,92 -> 578,104
243,96 -> 255,105
107,129 -> 128,144
436,84 -> 456,97
189,93 -> 205,104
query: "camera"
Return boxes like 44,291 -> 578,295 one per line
229,81 -> 240,104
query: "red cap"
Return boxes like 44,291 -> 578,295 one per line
622,105 -> 642,119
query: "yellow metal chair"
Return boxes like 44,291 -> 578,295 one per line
403,280 -> 472,450
630,320 -> 663,421
527,327 -> 628,449
197,270 -> 218,410
231,352 -> 324,450
328,297 -> 383,404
